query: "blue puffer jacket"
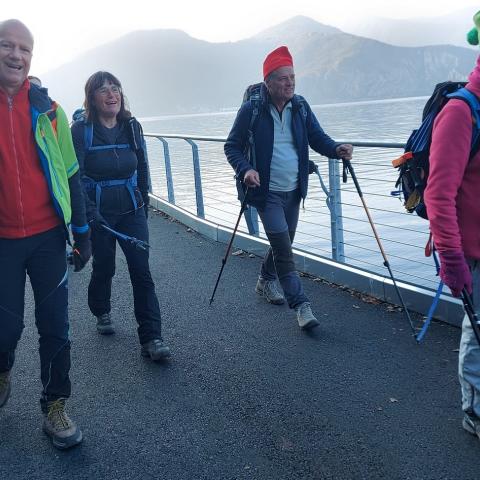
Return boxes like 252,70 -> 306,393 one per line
224,83 -> 340,209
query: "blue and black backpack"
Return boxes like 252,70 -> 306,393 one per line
392,81 -> 480,219
72,111 -> 149,211
392,82 -> 480,341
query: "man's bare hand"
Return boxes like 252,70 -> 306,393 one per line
244,169 -> 261,187
336,144 -> 353,161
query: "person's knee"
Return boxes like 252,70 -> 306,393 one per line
35,287 -> 69,340
128,264 -> 154,285
268,230 -> 295,278
0,318 -> 24,352
91,263 -> 115,279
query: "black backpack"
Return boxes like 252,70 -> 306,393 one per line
392,81 -> 480,219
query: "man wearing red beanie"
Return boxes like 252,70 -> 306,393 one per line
225,45 -> 353,330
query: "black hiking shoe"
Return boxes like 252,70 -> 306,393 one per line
141,339 -> 171,361
42,398 -> 83,450
463,412 -> 480,439
96,313 -> 115,335
0,371 -> 11,408
255,277 -> 285,305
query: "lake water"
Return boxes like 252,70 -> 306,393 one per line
140,96 -> 441,290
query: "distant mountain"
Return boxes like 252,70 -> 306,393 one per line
254,16 -> 342,43
339,7 -> 477,48
41,16 -> 478,116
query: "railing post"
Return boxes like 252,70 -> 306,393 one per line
185,139 -> 205,218
158,137 -> 175,204
328,158 -> 345,262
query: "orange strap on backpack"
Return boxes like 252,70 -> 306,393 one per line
391,151 -> 413,168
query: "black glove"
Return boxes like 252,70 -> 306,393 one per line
141,191 -> 150,219
308,160 -> 318,175
72,229 -> 92,272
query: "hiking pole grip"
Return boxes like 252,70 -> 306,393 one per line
209,188 -> 250,305
462,289 -> 480,346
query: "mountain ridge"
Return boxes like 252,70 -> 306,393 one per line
42,16 -> 478,116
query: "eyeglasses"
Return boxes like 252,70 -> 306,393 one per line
96,85 -> 121,96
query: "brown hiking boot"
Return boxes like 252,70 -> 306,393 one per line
0,371 -> 11,408
42,398 -> 83,450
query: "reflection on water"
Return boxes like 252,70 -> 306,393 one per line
142,97 -> 440,290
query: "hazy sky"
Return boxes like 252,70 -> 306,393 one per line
3,0 -> 479,74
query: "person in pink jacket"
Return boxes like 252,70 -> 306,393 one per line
424,11 -> 480,440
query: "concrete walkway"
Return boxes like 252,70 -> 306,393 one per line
0,210 -> 479,480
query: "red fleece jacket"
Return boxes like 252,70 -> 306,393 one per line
424,57 -> 480,260
0,81 -> 59,238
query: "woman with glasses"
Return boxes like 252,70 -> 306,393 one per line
71,71 -> 170,361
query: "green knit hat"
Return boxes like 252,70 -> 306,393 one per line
467,10 -> 480,45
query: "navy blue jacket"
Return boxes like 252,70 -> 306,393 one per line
224,84 -> 340,209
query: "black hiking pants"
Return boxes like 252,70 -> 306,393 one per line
0,225 -> 71,403
88,208 -> 163,344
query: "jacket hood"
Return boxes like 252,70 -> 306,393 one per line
28,82 -> 53,113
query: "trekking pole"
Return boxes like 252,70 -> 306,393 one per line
341,159 -> 417,337
416,248 -> 444,343
101,224 -> 150,251
461,289 -> 480,346
209,189 -> 249,305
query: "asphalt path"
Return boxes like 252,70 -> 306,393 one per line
1,210 -> 479,480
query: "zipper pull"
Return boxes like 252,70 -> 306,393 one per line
7,97 -> 13,110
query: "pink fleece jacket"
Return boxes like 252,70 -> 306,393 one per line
424,57 -> 480,260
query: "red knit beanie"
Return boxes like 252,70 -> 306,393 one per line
263,46 -> 293,79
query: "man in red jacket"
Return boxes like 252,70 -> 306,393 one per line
424,12 -> 480,440
0,19 -> 91,450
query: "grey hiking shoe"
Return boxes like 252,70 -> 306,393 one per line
463,412 -> 480,439
96,313 -> 115,335
42,398 -> 83,450
0,371 -> 11,408
255,277 -> 285,305
295,302 -> 320,330
141,339 -> 171,361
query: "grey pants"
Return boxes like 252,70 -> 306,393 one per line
257,190 -> 309,309
459,260 -> 480,416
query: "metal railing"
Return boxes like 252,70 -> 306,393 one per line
143,133 -> 440,295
